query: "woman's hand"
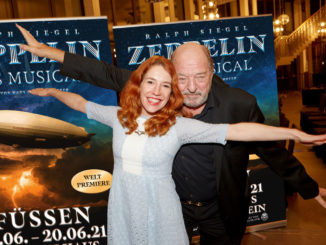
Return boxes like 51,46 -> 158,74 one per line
29,88 -> 87,113
16,24 -> 65,63
315,187 -> 326,209
293,129 -> 326,146
29,88 -> 58,97
226,122 -> 326,145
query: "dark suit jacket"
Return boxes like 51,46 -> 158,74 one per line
60,53 -> 319,244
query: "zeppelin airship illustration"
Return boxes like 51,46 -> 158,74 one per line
0,110 -> 94,149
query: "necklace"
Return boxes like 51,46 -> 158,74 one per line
135,117 -> 146,136
135,129 -> 145,136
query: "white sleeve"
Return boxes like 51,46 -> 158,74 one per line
86,101 -> 119,127
175,117 -> 228,145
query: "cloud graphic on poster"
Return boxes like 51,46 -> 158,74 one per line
0,156 -> 21,171
0,153 -> 58,211
0,141 -> 113,211
31,142 -> 113,207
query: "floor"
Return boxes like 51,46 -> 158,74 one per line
242,91 -> 326,244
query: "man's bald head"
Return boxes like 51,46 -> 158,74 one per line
171,43 -> 214,72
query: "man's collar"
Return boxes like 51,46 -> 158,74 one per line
193,89 -> 215,118
205,89 -> 215,110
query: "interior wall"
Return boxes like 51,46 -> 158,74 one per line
0,0 -> 14,19
12,0 -> 53,18
0,0 -> 83,19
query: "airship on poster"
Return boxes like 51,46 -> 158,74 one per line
0,110 -> 94,149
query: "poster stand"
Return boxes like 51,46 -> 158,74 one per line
246,155 -> 287,232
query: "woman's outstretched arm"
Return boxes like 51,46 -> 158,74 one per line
29,88 -> 87,113
17,24 -> 65,63
226,122 -> 326,145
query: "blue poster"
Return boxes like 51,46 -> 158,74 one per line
113,15 -> 279,125
0,17 -> 115,244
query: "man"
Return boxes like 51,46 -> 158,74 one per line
18,25 -> 326,245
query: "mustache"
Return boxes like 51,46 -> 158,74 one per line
182,91 -> 202,96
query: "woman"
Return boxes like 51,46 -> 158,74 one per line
29,55 -> 326,245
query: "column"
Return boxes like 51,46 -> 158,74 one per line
0,0 -> 14,18
184,0 -> 195,20
196,0 -> 204,19
305,0 -> 314,87
239,0 -> 249,16
293,0 -> 302,89
63,0 -> 79,16
138,0 -> 153,23
230,0 -> 238,17
251,0 -> 257,15
168,0 -> 176,21
153,2 -> 165,22
83,0 -> 101,16
293,0 -> 302,29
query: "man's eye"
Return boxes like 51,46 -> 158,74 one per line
163,84 -> 171,88
196,76 -> 205,79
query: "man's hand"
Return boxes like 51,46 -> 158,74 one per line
314,187 -> 326,208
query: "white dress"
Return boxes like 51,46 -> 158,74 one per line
86,102 -> 228,245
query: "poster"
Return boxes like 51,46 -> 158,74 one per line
246,159 -> 286,230
0,17 -> 115,244
113,15 -> 279,125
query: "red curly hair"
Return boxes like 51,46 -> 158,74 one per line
117,56 -> 184,136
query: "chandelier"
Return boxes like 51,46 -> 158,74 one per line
202,0 -> 220,20
279,14 -> 290,25
318,22 -> 326,35
273,0 -> 289,35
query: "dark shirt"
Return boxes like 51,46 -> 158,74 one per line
172,91 -> 218,202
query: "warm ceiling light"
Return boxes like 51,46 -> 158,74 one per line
279,14 -> 290,25
274,19 -> 280,25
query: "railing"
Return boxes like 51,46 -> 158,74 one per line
275,4 -> 326,67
